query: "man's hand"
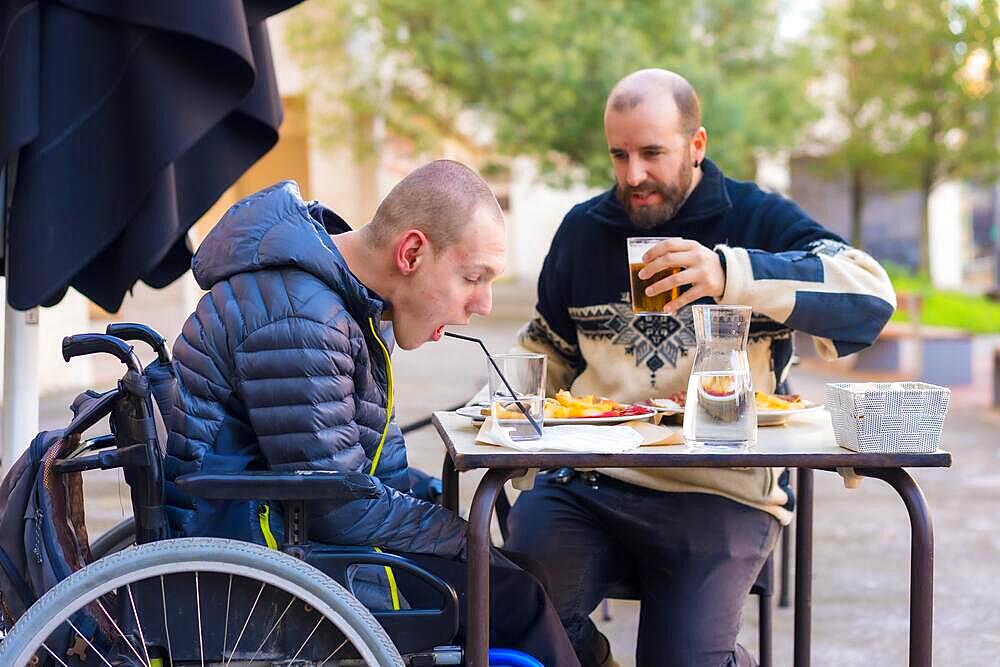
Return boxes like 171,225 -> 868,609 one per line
637,238 -> 726,315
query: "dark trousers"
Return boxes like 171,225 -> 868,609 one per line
507,470 -> 779,667
396,549 -> 582,667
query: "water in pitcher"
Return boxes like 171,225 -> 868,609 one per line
682,305 -> 757,448
683,370 -> 755,448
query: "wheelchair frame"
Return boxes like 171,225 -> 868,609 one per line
3,326 -> 468,666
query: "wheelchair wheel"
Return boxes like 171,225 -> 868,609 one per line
89,517 -> 136,560
1,538 -> 404,666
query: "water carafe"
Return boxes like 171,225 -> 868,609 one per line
683,305 -> 757,448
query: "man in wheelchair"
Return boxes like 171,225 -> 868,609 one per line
164,161 -> 580,666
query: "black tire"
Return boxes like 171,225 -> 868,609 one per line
1,537 -> 404,666
88,517 -> 136,560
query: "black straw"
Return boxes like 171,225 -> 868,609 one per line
443,331 -> 543,436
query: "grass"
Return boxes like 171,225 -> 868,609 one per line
884,264 -> 1000,335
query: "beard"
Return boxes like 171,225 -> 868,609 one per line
616,151 -> 694,230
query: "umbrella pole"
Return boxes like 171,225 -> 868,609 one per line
1,160 -> 39,475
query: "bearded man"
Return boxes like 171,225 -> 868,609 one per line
506,69 -> 896,667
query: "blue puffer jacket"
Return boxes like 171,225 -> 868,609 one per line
164,181 -> 468,559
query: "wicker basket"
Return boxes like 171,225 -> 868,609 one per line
825,382 -> 951,454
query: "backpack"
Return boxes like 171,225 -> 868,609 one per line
0,352 -> 176,628
0,426 -> 92,628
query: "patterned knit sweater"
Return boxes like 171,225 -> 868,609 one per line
516,159 -> 896,524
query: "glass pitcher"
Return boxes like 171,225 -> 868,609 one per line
683,305 -> 757,448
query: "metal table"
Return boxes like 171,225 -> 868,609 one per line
432,410 -> 951,667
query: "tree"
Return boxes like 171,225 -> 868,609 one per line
813,2 -> 889,249
820,0 -> 999,273
285,0 -> 820,185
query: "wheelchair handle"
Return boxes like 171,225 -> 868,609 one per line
106,323 -> 171,364
62,334 -> 142,371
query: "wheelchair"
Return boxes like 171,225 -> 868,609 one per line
0,326 -> 533,667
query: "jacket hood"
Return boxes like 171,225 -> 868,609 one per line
191,180 -> 383,317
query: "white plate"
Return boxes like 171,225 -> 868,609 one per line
757,402 -> 825,426
646,399 -> 825,426
647,398 -> 684,414
454,405 -> 656,426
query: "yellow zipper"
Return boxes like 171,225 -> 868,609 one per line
372,547 -> 401,610
367,319 -> 400,611
367,318 -> 395,476
258,504 -> 278,550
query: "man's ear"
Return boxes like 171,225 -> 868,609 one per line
691,127 -> 708,164
394,229 -> 431,276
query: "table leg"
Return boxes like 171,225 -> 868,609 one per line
794,468 -> 814,667
467,468 -> 525,667
858,468 -> 934,667
779,466 -> 794,609
442,454 -> 459,513
779,518 -> 792,608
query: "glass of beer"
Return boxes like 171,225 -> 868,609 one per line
627,237 -> 681,315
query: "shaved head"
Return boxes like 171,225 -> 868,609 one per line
607,69 -> 701,136
363,159 -> 504,253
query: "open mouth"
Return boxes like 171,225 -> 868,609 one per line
631,191 -> 659,206
432,325 -> 445,341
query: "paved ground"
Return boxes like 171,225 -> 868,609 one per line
24,280 -> 1000,666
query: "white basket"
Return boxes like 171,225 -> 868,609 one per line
824,382 -> 951,454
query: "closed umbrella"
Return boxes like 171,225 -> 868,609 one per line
0,0 -> 303,467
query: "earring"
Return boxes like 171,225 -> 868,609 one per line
693,160 -> 701,168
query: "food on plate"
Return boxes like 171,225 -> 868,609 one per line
650,390 -> 806,411
650,391 -> 687,410
754,391 -> 804,411
481,390 -> 651,420
548,390 -> 653,418
483,403 -> 537,420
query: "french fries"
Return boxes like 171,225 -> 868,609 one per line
754,391 -> 804,410
651,390 -> 805,411
481,390 -> 646,420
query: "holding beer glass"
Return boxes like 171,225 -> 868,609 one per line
627,237 -> 680,314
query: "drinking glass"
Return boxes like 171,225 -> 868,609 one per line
488,354 -> 546,441
627,237 -> 681,315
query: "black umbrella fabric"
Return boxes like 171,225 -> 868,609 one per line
0,0 -> 302,311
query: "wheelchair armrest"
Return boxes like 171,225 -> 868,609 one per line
306,548 -> 460,651
174,470 -> 380,501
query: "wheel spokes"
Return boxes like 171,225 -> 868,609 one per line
125,584 -> 152,666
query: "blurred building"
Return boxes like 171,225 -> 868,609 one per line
787,157 -> 990,290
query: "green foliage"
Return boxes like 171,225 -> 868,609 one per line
285,0 -> 821,185
822,0 -> 999,181
818,0 -> 999,270
884,262 -> 1000,334
892,290 -> 1000,335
